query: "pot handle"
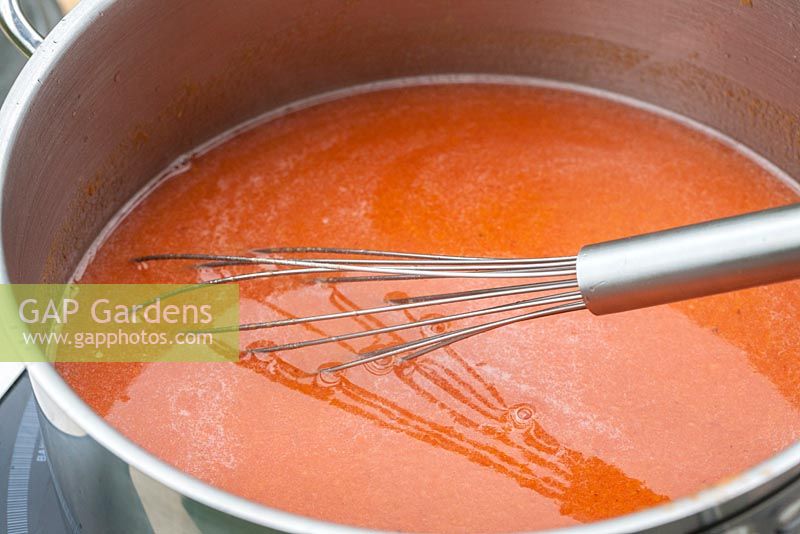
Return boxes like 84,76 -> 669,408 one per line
0,0 -> 44,57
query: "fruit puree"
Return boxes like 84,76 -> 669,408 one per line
58,84 -> 800,532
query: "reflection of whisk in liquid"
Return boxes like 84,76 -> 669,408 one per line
238,287 -> 667,522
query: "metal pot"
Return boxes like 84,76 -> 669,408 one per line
2,0 -> 800,532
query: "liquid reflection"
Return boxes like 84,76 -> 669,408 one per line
238,287 -> 667,522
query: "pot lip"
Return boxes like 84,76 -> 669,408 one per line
4,1 -> 800,533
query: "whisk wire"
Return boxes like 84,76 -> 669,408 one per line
321,300 -> 587,373
232,279 -> 578,332
249,290 -> 583,355
133,249 -> 585,373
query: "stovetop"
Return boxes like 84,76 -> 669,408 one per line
0,373 -> 71,534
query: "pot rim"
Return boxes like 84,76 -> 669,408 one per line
4,1 -> 800,532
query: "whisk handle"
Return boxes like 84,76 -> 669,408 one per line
577,203 -> 800,315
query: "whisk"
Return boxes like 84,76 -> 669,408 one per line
134,203 -> 800,373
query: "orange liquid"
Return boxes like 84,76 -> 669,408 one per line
58,84 -> 800,532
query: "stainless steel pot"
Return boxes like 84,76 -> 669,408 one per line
2,1 -> 800,532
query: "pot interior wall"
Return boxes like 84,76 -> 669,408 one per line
2,0 -> 799,285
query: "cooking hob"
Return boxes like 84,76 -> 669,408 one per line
0,372 -> 73,534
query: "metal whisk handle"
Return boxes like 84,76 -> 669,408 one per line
577,203 -> 800,315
